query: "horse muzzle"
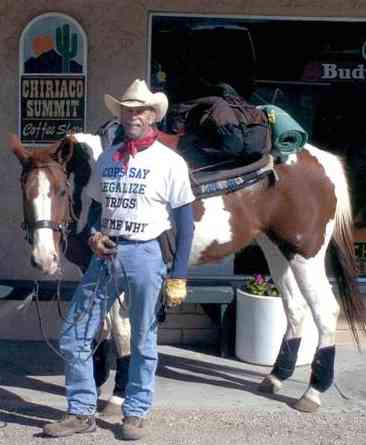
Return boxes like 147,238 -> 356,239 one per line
31,249 -> 59,275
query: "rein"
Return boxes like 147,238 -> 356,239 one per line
19,158 -> 81,358
32,260 -> 111,362
17,143 -> 111,361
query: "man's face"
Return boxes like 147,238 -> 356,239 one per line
120,106 -> 156,140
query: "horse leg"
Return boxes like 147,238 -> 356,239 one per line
288,246 -> 339,413
256,234 -> 310,394
100,293 -> 131,417
93,319 -> 113,392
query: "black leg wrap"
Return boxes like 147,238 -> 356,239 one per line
93,339 -> 113,388
113,355 -> 130,397
310,345 -> 335,392
271,337 -> 301,381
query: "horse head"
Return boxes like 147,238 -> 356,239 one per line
10,132 -> 105,276
9,134 -> 76,275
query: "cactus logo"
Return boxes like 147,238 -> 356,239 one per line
19,13 -> 87,144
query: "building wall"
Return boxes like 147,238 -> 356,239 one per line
0,300 -> 219,346
0,291 -> 354,345
1,0 -> 366,280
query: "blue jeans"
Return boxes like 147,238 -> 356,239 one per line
59,239 -> 166,417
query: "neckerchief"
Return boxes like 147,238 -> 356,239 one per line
112,128 -> 158,170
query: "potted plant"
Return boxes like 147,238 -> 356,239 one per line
245,274 -> 280,297
235,274 -> 318,366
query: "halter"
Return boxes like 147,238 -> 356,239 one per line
20,161 -> 74,245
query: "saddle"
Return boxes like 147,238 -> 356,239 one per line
188,154 -> 277,199
157,128 -> 276,200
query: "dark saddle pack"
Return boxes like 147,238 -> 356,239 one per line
171,93 -> 271,162
166,93 -> 275,198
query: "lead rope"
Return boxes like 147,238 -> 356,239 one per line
55,192 -> 80,322
109,255 -> 130,312
33,259 -> 111,362
334,381 -> 351,400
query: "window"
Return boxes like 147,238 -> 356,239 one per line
149,14 -> 366,275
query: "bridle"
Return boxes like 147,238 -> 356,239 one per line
16,141 -> 108,361
19,155 -> 91,361
20,160 -> 74,245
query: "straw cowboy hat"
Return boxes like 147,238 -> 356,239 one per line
104,79 -> 169,122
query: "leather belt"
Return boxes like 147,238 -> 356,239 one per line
109,235 -> 131,242
108,235 -> 149,243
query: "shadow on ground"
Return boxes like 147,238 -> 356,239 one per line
0,340 -> 300,432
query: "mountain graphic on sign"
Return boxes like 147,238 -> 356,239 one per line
24,49 -> 82,73
24,25 -> 82,74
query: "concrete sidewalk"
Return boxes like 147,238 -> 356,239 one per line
1,339 -> 366,444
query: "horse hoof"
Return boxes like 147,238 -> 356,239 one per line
99,396 -> 124,417
293,396 -> 320,413
257,376 -> 282,394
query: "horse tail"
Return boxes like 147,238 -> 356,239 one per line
331,157 -> 366,349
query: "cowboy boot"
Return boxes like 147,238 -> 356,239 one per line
120,415 -> 145,441
43,413 -> 96,437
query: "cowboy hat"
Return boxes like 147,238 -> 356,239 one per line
104,79 -> 168,122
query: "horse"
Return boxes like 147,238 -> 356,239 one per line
9,129 -> 366,414
8,126 -> 131,410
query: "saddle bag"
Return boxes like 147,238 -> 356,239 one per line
175,94 -> 272,165
223,95 -> 272,159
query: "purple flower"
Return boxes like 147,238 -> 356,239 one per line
254,274 -> 265,284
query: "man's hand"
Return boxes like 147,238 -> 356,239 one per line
163,278 -> 187,307
88,232 -> 117,258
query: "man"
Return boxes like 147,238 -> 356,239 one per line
43,79 -> 195,441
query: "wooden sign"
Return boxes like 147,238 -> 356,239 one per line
19,13 -> 87,144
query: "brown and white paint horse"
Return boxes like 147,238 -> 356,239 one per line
9,130 -> 366,414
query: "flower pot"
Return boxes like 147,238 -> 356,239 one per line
235,289 -> 318,366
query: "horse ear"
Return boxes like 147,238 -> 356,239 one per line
51,136 -> 75,166
8,133 -> 30,164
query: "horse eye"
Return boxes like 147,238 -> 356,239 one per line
59,190 -> 66,197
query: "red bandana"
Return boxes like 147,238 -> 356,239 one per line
112,128 -> 158,170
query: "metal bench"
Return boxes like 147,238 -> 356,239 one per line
0,285 -> 14,300
185,275 -> 244,357
0,275 -> 244,357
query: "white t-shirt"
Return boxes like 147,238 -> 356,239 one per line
87,139 -> 195,241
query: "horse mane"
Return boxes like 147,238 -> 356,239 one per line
57,133 -> 104,272
29,148 -> 56,163
157,130 -> 180,150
